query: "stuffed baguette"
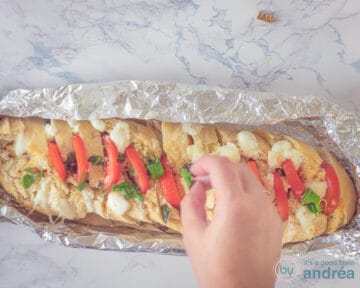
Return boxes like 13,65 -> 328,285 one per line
0,117 -> 356,244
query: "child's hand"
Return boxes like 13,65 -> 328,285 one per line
181,156 -> 283,288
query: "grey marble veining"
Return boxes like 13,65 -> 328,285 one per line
0,0 -> 359,111
0,1 -> 360,288
0,222 -> 197,288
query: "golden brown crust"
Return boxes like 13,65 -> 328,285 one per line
318,149 -> 357,234
283,135 -> 324,181
161,122 -> 191,168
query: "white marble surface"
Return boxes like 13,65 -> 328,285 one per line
0,1 -> 360,287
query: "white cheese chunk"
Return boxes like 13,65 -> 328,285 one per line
237,131 -> 261,159
296,206 -> 316,238
109,122 -> 130,153
15,130 -> 27,156
90,119 -> 106,132
45,123 -> 57,139
34,178 -> 50,210
187,144 -> 205,163
268,140 -> 303,169
107,192 -> 130,218
182,123 -> 201,136
306,181 -> 327,198
82,188 -> 95,213
212,142 -> 240,162
67,120 -> 79,133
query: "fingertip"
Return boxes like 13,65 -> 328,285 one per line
190,155 -> 232,176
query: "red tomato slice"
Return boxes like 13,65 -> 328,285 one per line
282,159 -> 305,201
48,142 -> 67,181
125,145 -> 150,194
160,155 -> 182,209
103,137 -> 121,189
273,170 -> 289,221
72,135 -> 88,182
321,162 -> 340,215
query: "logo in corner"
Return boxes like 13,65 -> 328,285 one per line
274,257 -> 300,282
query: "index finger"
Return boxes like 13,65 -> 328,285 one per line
190,156 -> 245,206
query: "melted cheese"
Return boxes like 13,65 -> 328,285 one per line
34,178 -> 50,210
82,188 -> 95,213
150,137 -> 160,152
187,144 -> 205,163
237,131 -> 261,159
268,140 -> 303,169
109,122 -> 130,153
212,142 -> 240,162
182,123 -> 201,136
48,186 -> 76,219
284,215 -> 298,242
306,181 -> 327,198
296,206 -> 316,238
263,173 -> 274,190
107,192 -> 130,217
15,130 -> 26,156
67,120 -> 79,133
90,119 -> 106,132
45,123 -> 57,139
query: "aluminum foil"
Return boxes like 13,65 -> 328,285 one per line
0,80 -> 359,257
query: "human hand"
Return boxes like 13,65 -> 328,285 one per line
181,156 -> 283,288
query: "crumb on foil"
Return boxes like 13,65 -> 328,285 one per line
256,11 -> 274,23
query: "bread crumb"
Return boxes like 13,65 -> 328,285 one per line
257,11 -> 274,23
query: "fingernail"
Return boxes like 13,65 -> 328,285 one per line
194,175 -> 210,184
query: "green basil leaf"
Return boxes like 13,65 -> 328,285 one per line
307,203 -> 317,214
161,204 -> 170,223
112,182 -> 144,203
76,181 -> 88,191
39,170 -> 45,177
97,182 -> 104,189
146,158 -> 164,180
22,173 -> 36,189
301,188 -> 320,204
76,173 -> 88,191
133,191 -> 144,203
100,189 -> 106,195
24,167 -> 36,175
301,188 -> 322,214
180,166 -> 192,188
88,155 -> 104,166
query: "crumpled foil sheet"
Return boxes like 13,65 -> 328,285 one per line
0,80 -> 359,257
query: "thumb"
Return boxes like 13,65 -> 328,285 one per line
181,180 -> 207,240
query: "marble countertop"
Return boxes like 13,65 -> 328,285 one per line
0,1 -> 359,287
